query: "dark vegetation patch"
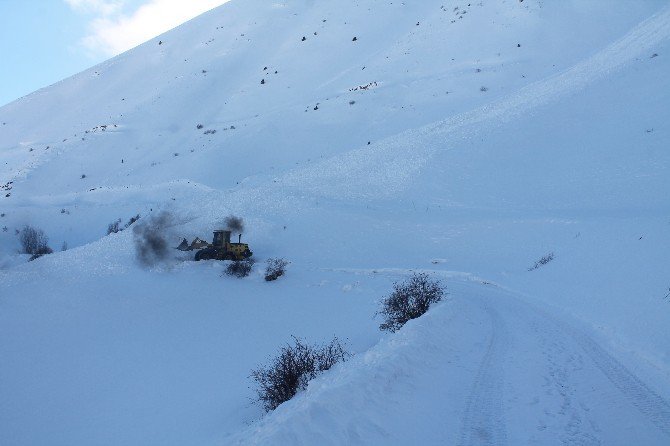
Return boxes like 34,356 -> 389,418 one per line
19,225 -> 53,261
251,336 -> 350,412
377,273 -> 446,332
528,252 -> 555,271
265,258 -> 288,281
225,258 -> 254,278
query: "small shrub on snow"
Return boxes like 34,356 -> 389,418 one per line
125,214 -> 141,229
107,219 -> 122,235
29,245 -> 53,261
251,336 -> 350,412
19,225 -> 53,261
528,252 -> 554,271
378,273 -> 445,332
265,257 -> 289,281
108,214 -> 141,235
225,258 -> 254,278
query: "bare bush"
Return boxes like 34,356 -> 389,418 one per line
107,219 -> 122,234
225,258 -> 254,278
108,214 -> 140,235
124,214 -> 141,229
251,336 -> 350,412
265,258 -> 288,281
528,252 -> 554,271
378,273 -> 445,332
19,225 -> 53,260
30,245 -> 53,261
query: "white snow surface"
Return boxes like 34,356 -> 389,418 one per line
1,1 -> 669,445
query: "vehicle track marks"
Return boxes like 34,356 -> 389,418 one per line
506,290 -> 670,442
458,299 -> 507,446
571,328 -> 670,437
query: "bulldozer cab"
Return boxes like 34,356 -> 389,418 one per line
213,230 -> 231,248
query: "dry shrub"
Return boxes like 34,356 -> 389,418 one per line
251,336 -> 350,412
378,273 -> 445,332
20,225 -> 53,260
225,258 -> 254,278
265,258 -> 288,281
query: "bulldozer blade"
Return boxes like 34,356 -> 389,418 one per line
189,237 -> 209,250
176,238 -> 191,251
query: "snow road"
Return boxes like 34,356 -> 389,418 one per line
462,287 -> 670,446
230,279 -> 670,445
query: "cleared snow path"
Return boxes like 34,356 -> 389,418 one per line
458,301 -> 508,446
229,279 -> 670,445
468,288 -> 670,446
462,289 -> 670,446
536,307 -> 670,438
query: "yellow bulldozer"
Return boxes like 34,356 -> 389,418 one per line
177,230 -> 252,261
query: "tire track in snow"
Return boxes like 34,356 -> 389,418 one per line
566,323 -> 670,437
500,289 -> 670,442
521,310 -> 602,445
458,299 -> 508,446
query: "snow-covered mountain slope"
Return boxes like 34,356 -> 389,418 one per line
1,0 -> 667,243
1,1 -> 669,445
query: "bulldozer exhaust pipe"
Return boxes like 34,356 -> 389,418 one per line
238,234 -> 242,243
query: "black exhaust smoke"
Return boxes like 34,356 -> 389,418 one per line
224,215 -> 244,234
133,211 -> 173,266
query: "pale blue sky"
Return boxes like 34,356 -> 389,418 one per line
0,1 -> 99,107
0,0 -> 227,107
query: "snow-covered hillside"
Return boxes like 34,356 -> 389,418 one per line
1,1 -> 669,445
